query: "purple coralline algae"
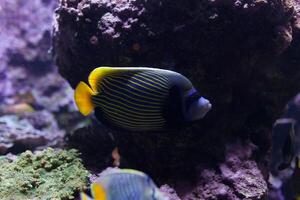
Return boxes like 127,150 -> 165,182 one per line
0,0 -> 55,103
0,0 -> 75,112
180,142 -> 267,200
0,0 -> 86,156
160,185 -> 181,200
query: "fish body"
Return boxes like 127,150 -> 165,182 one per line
80,169 -> 169,200
271,118 -> 296,173
75,67 -> 211,131
269,118 -> 299,188
269,94 -> 300,195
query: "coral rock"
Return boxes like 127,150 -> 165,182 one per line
182,143 -> 267,200
160,185 -> 181,200
0,0 -> 75,113
0,111 -> 64,154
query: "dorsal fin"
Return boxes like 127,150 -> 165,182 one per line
88,67 -> 118,92
119,169 -> 147,177
88,66 -> 169,92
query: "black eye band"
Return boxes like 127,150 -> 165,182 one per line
185,90 -> 201,110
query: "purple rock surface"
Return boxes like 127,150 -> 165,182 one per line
0,0 -> 75,112
160,185 -> 181,200
0,111 -> 64,154
179,142 -> 267,200
0,0 -> 87,156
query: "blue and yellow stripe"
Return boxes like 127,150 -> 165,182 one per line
92,70 -> 169,131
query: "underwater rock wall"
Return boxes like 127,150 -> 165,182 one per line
0,0 -> 74,111
53,0 -> 295,87
182,143 -> 267,200
0,0 -> 299,198
0,0 -> 87,153
0,111 -> 64,154
53,0 -> 300,179
0,0 -> 296,199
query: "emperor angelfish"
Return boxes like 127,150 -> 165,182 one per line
74,66 -> 212,131
80,169 -> 169,200
269,118 -> 297,188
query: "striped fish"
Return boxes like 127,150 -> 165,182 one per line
74,66 -> 211,131
80,169 -> 169,200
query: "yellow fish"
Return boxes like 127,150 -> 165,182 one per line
75,66 -> 211,131
80,169 -> 169,200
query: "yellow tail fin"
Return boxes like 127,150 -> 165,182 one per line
74,81 -> 95,116
91,183 -> 107,200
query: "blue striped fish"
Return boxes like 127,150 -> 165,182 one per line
269,117 -> 300,189
74,66 -> 211,131
80,169 -> 169,200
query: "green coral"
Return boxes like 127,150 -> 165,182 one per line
0,148 -> 90,200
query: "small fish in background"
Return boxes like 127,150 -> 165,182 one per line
0,103 -> 34,114
269,94 -> 300,191
80,169 -> 169,200
269,118 -> 298,189
74,66 -> 212,131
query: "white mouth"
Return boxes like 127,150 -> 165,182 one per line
198,97 -> 212,118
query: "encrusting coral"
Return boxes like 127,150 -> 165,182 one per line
0,148 -> 89,200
